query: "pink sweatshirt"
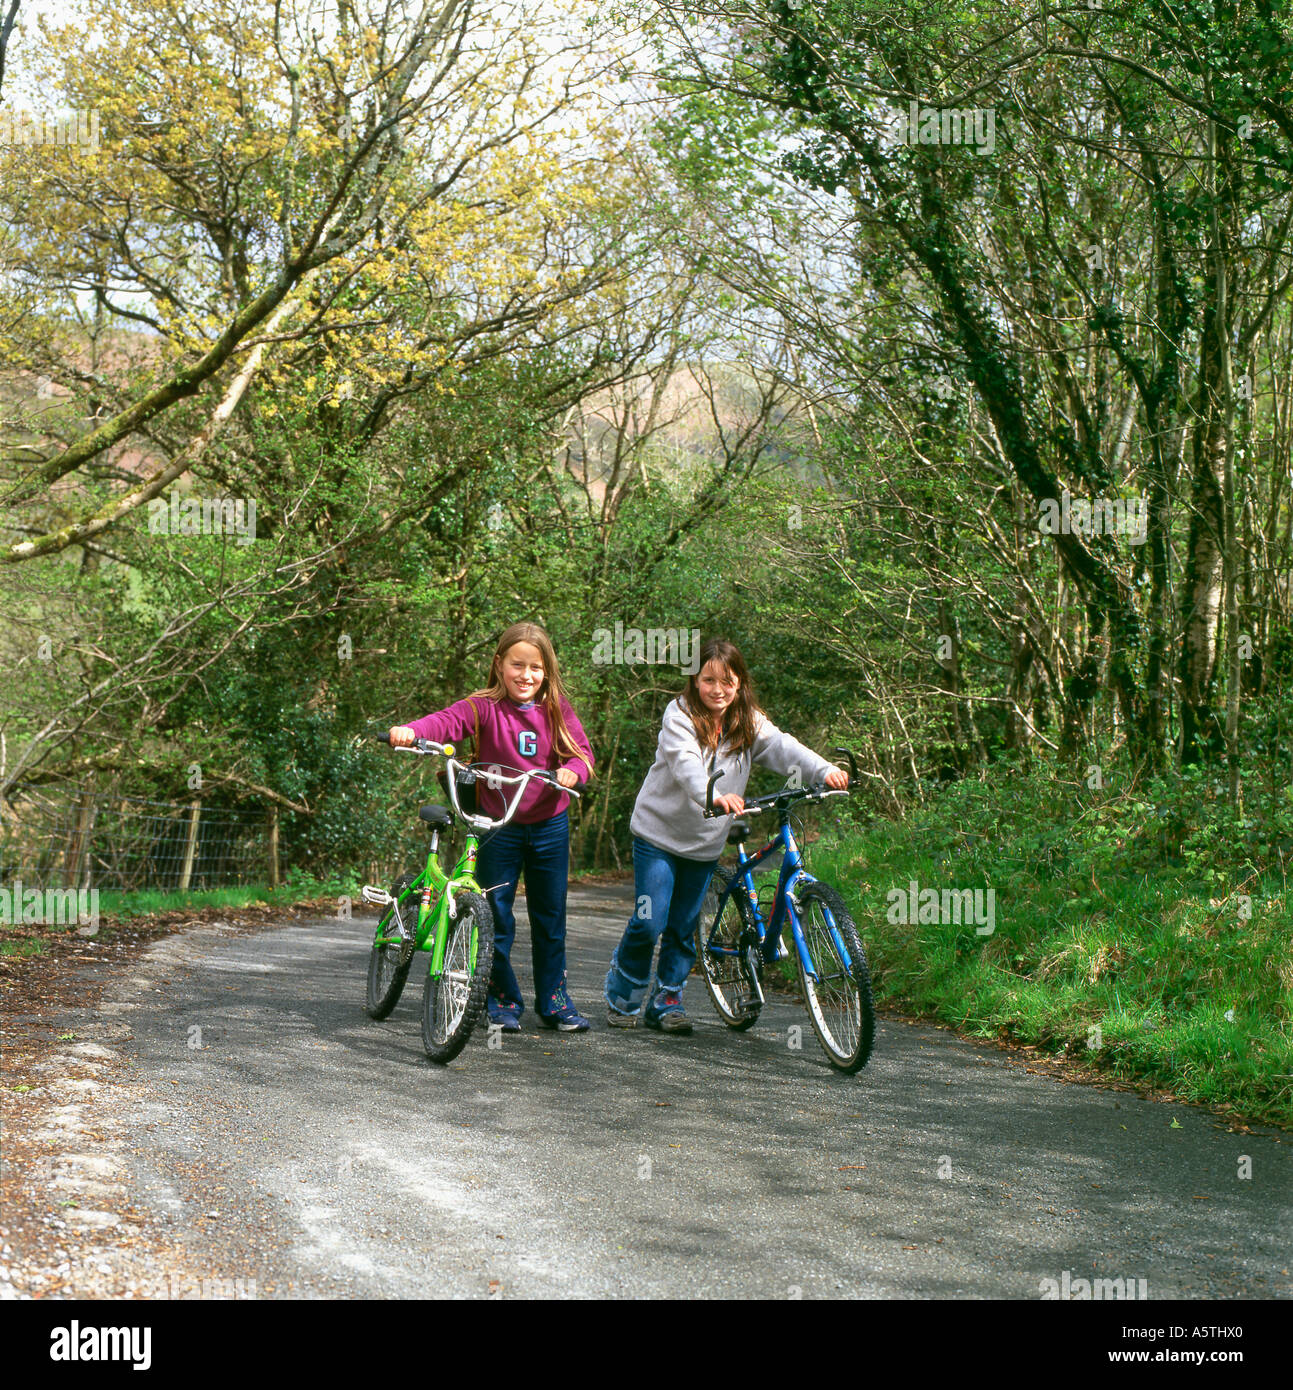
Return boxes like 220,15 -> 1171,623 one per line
407,694 -> 594,824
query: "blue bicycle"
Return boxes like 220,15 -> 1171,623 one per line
698,748 -> 875,1072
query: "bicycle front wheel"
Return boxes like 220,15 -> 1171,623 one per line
697,867 -> 762,1030
366,872 -> 416,1019
794,881 -> 875,1072
421,892 -> 494,1064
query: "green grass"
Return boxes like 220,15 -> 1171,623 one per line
0,873 -> 358,949
92,877 -> 353,920
0,937 -> 47,957
790,758 -> 1293,1128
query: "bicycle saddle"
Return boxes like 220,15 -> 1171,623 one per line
727,819 -> 751,843
418,804 -> 453,828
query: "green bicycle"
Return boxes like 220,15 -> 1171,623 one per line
364,733 -> 578,1064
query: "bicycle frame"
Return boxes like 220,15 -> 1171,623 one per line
708,806 -> 856,983
369,743 -> 580,979
696,749 -> 874,1071
371,827 -> 482,978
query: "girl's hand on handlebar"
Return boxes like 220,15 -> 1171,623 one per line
713,792 -> 745,816
554,768 -> 579,789
824,766 -> 849,790
389,726 -> 416,748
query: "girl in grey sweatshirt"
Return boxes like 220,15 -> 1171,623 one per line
603,638 -> 846,1033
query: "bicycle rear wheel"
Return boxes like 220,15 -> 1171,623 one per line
422,892 -> 494,1064
697,867 -> 762,1030
794,881 -> 875,1072
366,872 -> 416,1019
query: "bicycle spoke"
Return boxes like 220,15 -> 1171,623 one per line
697,869 -> 762,1029
366,875 -> 419,1020
431,926 -> 474,1041
801,902 -> 861,1057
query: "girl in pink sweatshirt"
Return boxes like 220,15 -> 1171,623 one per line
390,622 -> 595,1032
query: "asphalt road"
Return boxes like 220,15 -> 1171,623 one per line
79,883 -> 1292,1298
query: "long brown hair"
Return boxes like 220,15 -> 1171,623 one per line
678,638 -> 762,755
468,622 -> 592,772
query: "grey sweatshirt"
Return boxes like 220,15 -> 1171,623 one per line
629,698 -> 837,861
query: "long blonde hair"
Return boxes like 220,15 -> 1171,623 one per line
468,622 -> 592,772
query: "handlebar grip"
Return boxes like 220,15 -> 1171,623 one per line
832,746 -> 860,785
705,769 -> 725,817
375,731 -> 454,756
540,772 -> 581,799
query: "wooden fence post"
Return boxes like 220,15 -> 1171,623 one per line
268,804 -> 280,889
80,796 -> 99,890
179,799 -> 201,892
65,784 -> 96,887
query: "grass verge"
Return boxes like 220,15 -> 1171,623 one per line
789,758 -> 1292,1128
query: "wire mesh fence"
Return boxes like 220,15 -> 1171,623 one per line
0,787 -> 272,892
1,782 -> 554,901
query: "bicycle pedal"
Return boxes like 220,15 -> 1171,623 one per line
362,885 -> 394,906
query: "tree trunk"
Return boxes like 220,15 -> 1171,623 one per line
1178,119 -> 1239,767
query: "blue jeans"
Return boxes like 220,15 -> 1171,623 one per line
475,811 -> 571,1016
604,837 -> 718,1016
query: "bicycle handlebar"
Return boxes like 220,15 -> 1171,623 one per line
702,747 -> 862,819
374,733 -> 580,830
702,786 -> 849,819
375,730 -> 455,756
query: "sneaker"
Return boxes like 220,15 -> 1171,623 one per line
538,984 -> 590,1032
487,997 -> 522,1033
644,990 -> 692,1034
606,1005 -> 639,1028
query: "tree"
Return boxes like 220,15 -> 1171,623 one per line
640,0 -> 1293,775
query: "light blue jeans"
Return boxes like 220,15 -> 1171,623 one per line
604,837 -> 718,1017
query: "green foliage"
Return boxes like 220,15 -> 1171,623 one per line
803,751 -> 1293,1126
